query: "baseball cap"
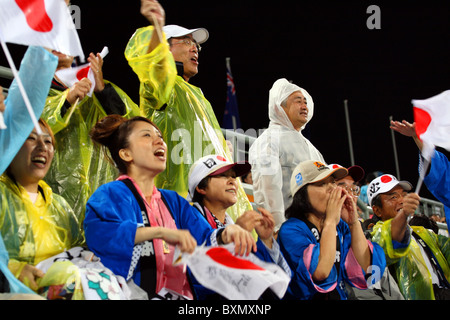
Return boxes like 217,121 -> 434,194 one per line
187,155 -> 251,202
163,25 -> 209,44
290,160 -> 348,197
367,174 -> 413,206
327,164 -> 365,183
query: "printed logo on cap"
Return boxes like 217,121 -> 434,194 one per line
295,173 -> 303,186
368,174 -> 396,198
314,161 -> 327,171
203,158 -> 217,169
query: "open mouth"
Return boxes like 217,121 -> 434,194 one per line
191,56 -> 198,64
31,156 -> 47,165
154,148 -> 166,159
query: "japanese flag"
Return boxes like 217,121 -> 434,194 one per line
412,90 -> 450,160
175,244 -> 290,300
55,46 -> 108,97
0,0 -> 85,61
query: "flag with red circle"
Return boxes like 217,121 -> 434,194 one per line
55,63 -> 95,96
412,90 -> 450,160
174,244 -> 290,300
0,0 -> 85,61
54,46 -> 108,97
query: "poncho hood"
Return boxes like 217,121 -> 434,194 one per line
268,78 -> 314,131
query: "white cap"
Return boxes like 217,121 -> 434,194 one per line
367,174 -> 413,206
187,155 -> 250,202
163,25 -> 209,44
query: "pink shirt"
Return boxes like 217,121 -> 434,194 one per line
117,175 -> 193,299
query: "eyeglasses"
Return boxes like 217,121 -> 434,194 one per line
171,38 -> 202,52
337,183 -> 361,196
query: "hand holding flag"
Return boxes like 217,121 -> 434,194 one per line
55,46 -> 109,99
392,91 -> 450,193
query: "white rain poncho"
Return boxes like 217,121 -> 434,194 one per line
249,78 -> 325,230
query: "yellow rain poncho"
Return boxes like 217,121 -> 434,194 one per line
125,26 -> 251,221
371,219 -> 450,299
0,174 -> 84,274
42,81 -> 139,223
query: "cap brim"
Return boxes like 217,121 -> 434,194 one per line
311,167 -> 348,184
191,28 -> 209,44
383,181 -> 413,194
163,25 -> 209,44
398,181 -> 413,191
209,162 -> 251,177
348,165 -> 365,183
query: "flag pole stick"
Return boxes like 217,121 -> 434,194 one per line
409,157 -> 430,223
389,115 -> 401,180
415,157 -> 430,194
343,99 -> 355,166
151,13 -> 164,45
0,39 -> 42,135
0,104 -> 5,129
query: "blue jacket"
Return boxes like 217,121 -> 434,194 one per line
423,150 -> 450,222
84,181 -> 217,285
278,217 -> 386,300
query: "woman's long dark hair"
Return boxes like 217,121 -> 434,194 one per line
285,185 -> 313,221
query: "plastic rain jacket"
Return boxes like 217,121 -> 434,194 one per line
0,232 -> 36,295
124,26 -> 251,221
1,46 -> 58,175
41,80 -> 139,224
0,174 -> 84,278
371,219 -> 450,299
249,78 -> 325,230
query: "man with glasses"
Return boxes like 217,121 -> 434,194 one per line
329,164 -> 364,197
328,164 -> 368,220
368,174 -> 450,300
125,0 -> 252,221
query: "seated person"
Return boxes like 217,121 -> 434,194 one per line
1,119 -> 132,300
368,174 -> 450,299
1,46 -> 58,175
84,115 -> 256,300
0,119 -> 84,298
278,160 -> 386,300
331,164 -> 404,300
187,155 -> 292,299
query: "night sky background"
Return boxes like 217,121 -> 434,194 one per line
1,0 -> 449,202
